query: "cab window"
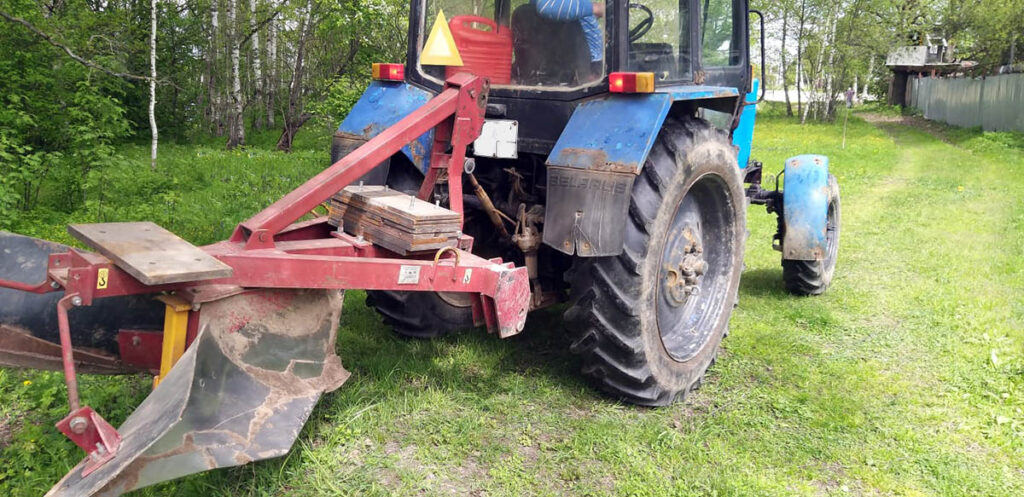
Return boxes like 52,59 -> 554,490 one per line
701,0 -> 740,66
627,0 -> 691,82
419,0 -> 606,89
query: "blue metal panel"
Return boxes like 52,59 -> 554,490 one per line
732,79 -> 759,169
782,154 -> 830,260
337,81 -> 436,172
546,86 -> 741,173
546,93 -> 673,172
661,85 -> 741,100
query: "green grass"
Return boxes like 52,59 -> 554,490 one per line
1,113 -> 1022,496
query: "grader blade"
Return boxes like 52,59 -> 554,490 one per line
45,289 -> 349,497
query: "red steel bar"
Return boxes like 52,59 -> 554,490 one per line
241,73 -> 486,241
55,293 -> 81,411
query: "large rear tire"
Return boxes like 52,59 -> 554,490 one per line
782,174 -> 840,295
365,290 -> 475,339
565,116 -> 746,406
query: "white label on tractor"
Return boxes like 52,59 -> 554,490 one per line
474,120 -> 518,159
462,268 -> 473,284
398,265 -> 421,285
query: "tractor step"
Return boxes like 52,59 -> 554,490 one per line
327,185 -> 462,255
68,222 -> 233,286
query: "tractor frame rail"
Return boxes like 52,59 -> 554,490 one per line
0,74 -> 530,490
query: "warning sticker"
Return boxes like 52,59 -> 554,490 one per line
398,265 -> 421,285
97,268 -> 109,289
421,10 -> 463,66
462,268 -> 473,284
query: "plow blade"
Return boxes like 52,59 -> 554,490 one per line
0,231 -> 163,373
45,289 -> 349,497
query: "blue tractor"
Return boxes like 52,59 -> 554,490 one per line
337,0 -> 841,405
0,1 -> 841,494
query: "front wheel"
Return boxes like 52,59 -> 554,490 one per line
782,174 -> 840,295
565,116 -> 746,406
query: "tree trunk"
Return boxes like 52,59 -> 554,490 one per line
226,0 -> 245,149
862,56 -> 873,99
249,0 -> 263,131
796,0 -> 805,120
277,0 -> 312,152
149,0 -> 158,170
781,7 -> 792,117
209,0 -> 222,135
822,15 -> 836,120
266,16 -> 276,127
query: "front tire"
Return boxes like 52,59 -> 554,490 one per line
565,116 -> 746,406
782,174 -> 840,295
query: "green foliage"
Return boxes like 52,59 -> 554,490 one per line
0,1 -> 133,229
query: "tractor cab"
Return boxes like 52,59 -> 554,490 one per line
405,0 -> 752,153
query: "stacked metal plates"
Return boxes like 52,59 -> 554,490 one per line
328,186 -> 461,255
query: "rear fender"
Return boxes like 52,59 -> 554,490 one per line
543,88 -> 741,256
782,154 -> 830,261
333,81 -> 436,176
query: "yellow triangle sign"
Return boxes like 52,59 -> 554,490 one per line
421,11 -> 463,67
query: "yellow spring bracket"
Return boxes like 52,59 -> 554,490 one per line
153,294 -> 191,388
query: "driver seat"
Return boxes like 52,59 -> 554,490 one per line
510,4 -> 592,86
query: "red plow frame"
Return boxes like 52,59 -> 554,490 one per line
0,74 -> 530,494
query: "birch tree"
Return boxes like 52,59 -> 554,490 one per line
249,0 -> 263,130
149,0 -> 158,170
226,0 -> 244,149
266,16 -> 276,127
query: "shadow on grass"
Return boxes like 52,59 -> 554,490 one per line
330,294 -> 597,407
739,268 -> 791,299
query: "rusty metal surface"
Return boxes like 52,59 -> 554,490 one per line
0,324 -> 126,374
45,289 -> 349,497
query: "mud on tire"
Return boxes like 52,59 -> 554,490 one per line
565,116 -> 746,406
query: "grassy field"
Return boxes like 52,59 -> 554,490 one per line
1,110 -> 1022,496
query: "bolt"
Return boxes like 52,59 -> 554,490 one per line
71,296 -> 83,307
132,335 -> 141,347
359,180 -> 364,190
356,234 -> 365,243
50,281 -> 60,289
69,416 -> 89,435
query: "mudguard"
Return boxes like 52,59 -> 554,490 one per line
543,87 -> 741,256
333,81 -> 436,177
782,154 -> 831,260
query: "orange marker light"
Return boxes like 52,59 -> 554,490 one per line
608,72 -> 655,93
372,63 -> 404,81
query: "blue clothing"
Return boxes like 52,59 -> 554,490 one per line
531,0 -> 603,62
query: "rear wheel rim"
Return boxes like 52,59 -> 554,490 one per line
656,174 -> 736,362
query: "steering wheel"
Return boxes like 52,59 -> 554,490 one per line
628,3 -> 654,42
